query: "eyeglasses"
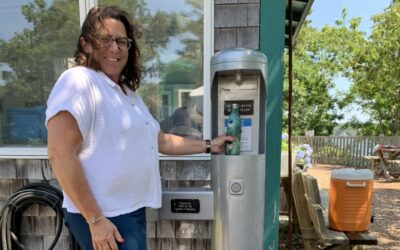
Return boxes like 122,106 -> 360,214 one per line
95,35 -> 132,51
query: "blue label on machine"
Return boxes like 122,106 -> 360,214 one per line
224,118 -> 252,127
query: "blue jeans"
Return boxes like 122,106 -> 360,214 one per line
64,208 -> 147,250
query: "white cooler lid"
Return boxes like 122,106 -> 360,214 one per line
331,168 -> 374,180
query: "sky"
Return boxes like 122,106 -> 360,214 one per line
308,0 -> 392,34
306,0 -> 392,122
146,0 -> 189,14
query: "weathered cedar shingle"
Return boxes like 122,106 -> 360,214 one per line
215,5 -> 248,28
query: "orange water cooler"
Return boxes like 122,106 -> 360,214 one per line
328,168 -> 374,232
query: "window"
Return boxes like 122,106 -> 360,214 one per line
0,0 -> 80,146
0,0 -> 211,152
99,0 -> 208,139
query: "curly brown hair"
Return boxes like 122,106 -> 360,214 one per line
74,6 -> 141,91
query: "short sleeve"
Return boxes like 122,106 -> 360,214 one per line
45,67 -> 94,141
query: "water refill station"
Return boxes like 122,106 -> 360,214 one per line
157,48 -> 267,250
210,48 -> 267,250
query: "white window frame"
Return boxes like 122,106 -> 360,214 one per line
79,0 -> 97,27
0,0 -> 213,160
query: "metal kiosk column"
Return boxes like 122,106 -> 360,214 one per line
210,48 -> 267,250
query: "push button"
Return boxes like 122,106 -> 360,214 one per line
229,179 -> 244,195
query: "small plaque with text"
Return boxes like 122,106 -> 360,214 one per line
171,199 -> 200,213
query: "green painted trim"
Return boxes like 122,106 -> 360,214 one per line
260,0 -> 285,249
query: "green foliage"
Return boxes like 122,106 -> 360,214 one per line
0,0 -> 199,115
281,139 -> 289,152
0,0 -> 80,106
98,0 -> 183,75
285,3 -> 399,136
283,22 -> 346,136
347,2 -> 400,135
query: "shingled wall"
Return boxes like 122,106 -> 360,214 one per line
215,0 -> 259,51
0,1 -> 260,249
0,159 -> 73,249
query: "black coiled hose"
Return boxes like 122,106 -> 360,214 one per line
0,182 -> 68,249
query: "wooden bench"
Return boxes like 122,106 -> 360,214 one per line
362,155 -> 400,178
362,155 -> 400,165
292,169 -> 378,250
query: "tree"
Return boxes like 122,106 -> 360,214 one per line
346,2 -> 400,135
0,0 -> 80,106
140,0 -> 204,119
284,22 -> 347,136
0,0 -> 182,105
285,4 -> 400,136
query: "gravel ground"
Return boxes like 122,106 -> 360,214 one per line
307,164 -> 400,250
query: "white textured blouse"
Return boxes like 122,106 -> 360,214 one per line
46,66 -> 161,217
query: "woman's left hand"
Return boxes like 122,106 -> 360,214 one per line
210,135 -> 236,153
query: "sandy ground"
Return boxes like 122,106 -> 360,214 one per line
308,164 -> 400,250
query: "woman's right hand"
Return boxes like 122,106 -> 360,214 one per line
89,218 -> 124,250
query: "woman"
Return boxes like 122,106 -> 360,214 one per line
46,6 -> 233,250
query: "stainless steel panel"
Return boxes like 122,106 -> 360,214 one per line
211,48 -> 268,80
211,154 -> 265,250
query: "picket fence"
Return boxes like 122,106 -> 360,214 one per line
293,136 -> 400,168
